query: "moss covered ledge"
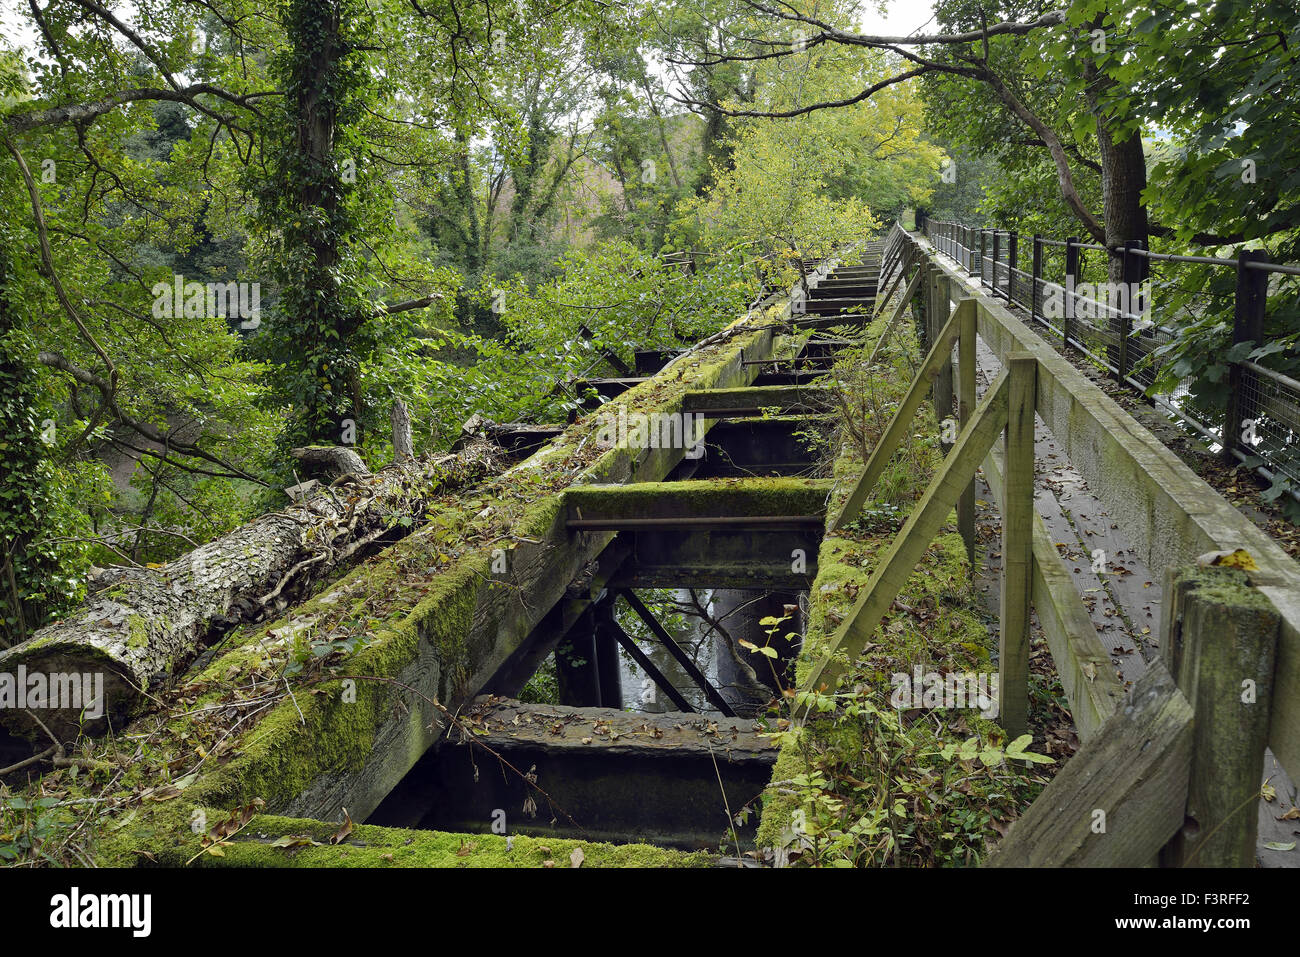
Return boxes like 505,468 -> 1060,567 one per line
90,798 -> 709,868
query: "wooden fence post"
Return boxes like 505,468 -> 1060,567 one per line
957,300 -> 978,564
1159,566 -> 1280,868
999,354 -> 1037,737
933,272 -> 954,427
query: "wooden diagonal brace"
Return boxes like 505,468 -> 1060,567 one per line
830,299 -> 976,532
803,368 -> 1011,698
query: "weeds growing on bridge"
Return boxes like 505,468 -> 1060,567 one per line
752,308 -> 1055,866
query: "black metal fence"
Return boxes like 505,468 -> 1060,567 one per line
917,217 -> 1300,502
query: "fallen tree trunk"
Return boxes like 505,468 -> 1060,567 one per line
0,440 -> 507,742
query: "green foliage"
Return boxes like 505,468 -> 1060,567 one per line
0,795 -> 72,865
768,690 -> 1051,867
683,39 -> 942,276
247,0 -> 381,449
394,240 -> 759,445
0,238 -> 91,642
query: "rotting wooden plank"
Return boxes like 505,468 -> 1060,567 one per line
831,299 -> 975,532
459,697 -> 773,762
989,661 -> 1193,867
803,370 -> 1011,698
931,270 -> 955,429
911,232 -> 1300,782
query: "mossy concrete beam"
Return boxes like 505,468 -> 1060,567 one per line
682,385 -> 832,415
108,804 -> 711,868
564,477 -> 834,522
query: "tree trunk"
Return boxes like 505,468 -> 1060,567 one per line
0,441 -> 506,742
1098,129 -> 1149,278
390,398 -> 413,462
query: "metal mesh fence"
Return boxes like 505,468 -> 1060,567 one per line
918,219 -> 1300,504
1239,362 -> 1300,488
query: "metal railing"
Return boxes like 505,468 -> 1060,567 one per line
918,217 -> 1300,501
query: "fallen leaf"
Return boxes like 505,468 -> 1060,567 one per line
270,835 -> 321,848
570,847 -> 585,868
1262,841 -> 1295,852
330,808 -> 354,845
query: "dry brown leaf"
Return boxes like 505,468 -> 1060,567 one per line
330,808 -> 354,845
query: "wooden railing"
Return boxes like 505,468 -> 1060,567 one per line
805,223 -> 1299,867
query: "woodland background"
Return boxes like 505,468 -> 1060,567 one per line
1,0 -> 1296,644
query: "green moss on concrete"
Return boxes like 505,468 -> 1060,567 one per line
189,815 -> 712,868
565,477 -> 834,520
92,802 -> 711,869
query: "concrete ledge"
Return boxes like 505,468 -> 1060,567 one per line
918,233 -> 1300,780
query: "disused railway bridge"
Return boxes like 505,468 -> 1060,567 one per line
10,227 -> 1299,867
